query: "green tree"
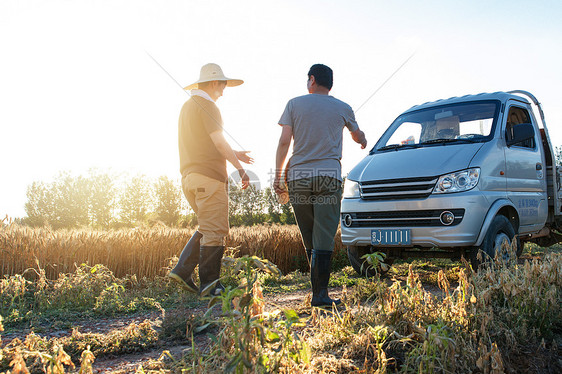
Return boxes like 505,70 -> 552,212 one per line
264,187 -> 282,223
264,187 -> 295,224
154,176 -> 182,226
119,174 -> 152,226
50,172 -> 90,229
87,169 -> 116,228
24,181 -> 51,227
229,182 -> 268,226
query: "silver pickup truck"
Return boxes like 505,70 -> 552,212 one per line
341,90 -> 562,274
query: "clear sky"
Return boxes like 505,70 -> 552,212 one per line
1,0 -> 562,218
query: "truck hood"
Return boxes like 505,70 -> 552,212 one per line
347,143 -> 484,182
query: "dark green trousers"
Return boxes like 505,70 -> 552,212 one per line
288,176 -> 342,252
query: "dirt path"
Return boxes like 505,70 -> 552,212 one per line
0,277 -> 459,373
1,286 -> 343,371
0,279 -> 431,347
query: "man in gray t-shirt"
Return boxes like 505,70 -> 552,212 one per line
279,94 -> 359,182
274,64 -> 367,307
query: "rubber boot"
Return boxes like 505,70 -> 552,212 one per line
310,249 -> 341,307
199,246 -> 225,297
168,231 -> 202,293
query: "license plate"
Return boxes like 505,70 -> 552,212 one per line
371,229 -> 411,245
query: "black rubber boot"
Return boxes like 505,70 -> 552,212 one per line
199,246 -> 225,297
311,249 -> 341,307
168,231 -> 202,293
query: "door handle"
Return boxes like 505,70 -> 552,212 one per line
536,163 -> 543,171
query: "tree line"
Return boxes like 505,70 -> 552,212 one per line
22,170 -> 295,230
16,147 -> 562,230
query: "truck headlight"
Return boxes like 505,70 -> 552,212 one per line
433,168 -> 480,194
343,179 -> 360,198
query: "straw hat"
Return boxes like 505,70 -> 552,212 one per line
184,63 -> 244,90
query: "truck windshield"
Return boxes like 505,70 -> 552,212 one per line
375,101 -> 499,152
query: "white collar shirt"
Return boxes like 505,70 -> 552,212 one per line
190,89 -> 215,103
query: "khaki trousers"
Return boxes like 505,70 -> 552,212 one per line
182,172 -> 229,246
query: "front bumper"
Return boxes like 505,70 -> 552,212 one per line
340,191 -> 489,247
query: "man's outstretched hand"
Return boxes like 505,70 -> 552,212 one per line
235,150 -> 254,164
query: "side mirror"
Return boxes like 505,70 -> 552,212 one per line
506,123 -> 534,146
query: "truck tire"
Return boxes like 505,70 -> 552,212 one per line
347,245 -> 393,277
472,215 -> 520,269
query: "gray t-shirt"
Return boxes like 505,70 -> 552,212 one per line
279,94 -> 359,181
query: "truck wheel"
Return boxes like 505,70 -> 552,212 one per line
472,215 -> 520,269
347,246 -> 393,277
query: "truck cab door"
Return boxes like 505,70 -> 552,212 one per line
503,104 -> 548,232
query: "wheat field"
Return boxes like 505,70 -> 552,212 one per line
0,224 -> 344,279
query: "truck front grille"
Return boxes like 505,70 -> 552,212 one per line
342,209 -> 465,228
360,176 -> 438,200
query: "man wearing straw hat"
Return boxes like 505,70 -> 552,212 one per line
169,63 -> 252,297
274,64 -> 367,307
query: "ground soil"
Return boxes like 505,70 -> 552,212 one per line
2,272 -> 561,373
1,287 -> 340,373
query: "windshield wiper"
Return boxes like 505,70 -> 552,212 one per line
376,143 -> 420,152
420,138 -> 474,145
